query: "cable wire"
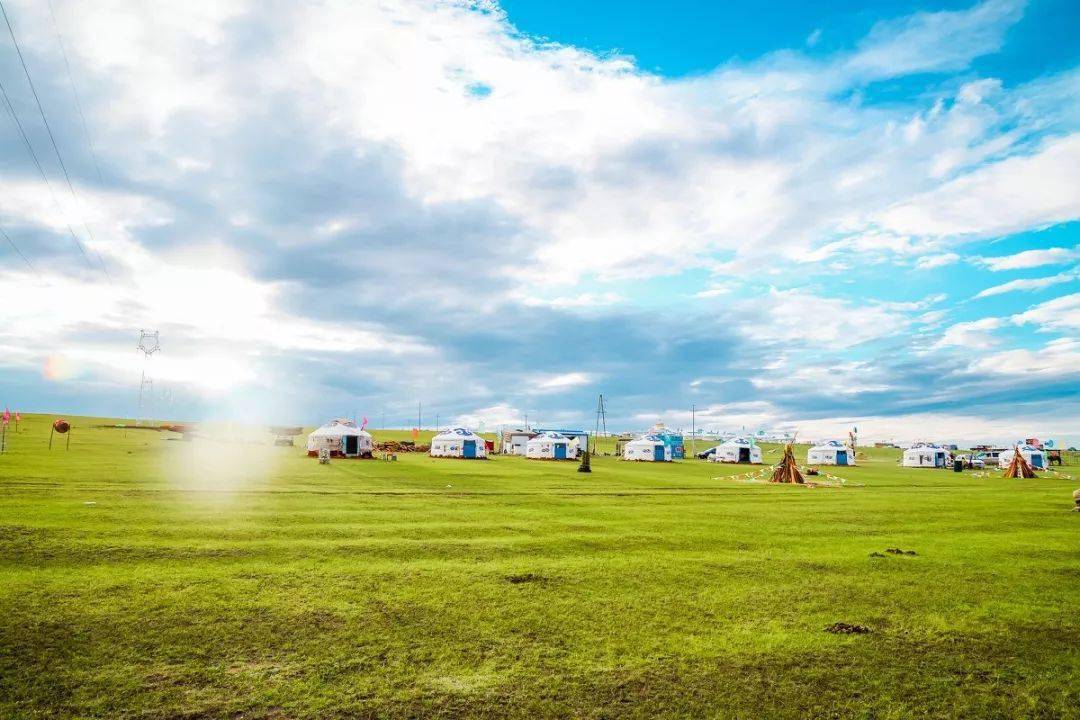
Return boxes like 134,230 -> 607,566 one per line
0,0 -> 111,281
46,0 -> 103,184
0,222 -> 39,275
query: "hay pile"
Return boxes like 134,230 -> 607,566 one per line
374,440 -> 430,453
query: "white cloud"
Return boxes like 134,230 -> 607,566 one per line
1010,293 -> 1080,332
530,372 -> 594,394
746,289 -> 907,348
873,134 -> 1080,240
915,252 -> 961,269
935,317 -> 1003,347
977,245 -> 1080,271
969,338 -> 1080,377
974,267 -> 1079,298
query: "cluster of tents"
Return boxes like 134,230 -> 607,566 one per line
304,420 -> 1051,479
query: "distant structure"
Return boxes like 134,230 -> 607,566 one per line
136,330 -> 160,426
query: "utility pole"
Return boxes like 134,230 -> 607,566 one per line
593,394 -> 607,453
691,404 -> 696,457
417,402 -> 422,431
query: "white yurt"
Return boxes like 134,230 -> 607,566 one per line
902,444 -> 951,468
807,440 -> 856,466
997,444 -> 1046,470
525,432 -> 579,460
711,437 -> 763,464
430,427 -> 488,459
622,434 -> 672,462
306,418 -> 373,458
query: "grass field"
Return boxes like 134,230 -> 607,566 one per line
1,414 -> 1078,719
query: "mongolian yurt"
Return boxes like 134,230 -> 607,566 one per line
306,419 -> 373,458
902,443 -> 950,468
430,428 -> 488,459
998,444 -> 1046,470
622,434 -> 672,462
711,437 -> 763,464
525,431 -> 578,460
807,440 -> 855,466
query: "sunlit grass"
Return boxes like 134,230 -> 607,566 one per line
1,414 -> 1077,718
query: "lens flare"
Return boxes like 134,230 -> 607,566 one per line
43,355 -> 77,381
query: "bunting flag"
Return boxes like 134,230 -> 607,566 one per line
1,407 -> 9,425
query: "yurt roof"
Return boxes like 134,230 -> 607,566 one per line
311,419 -> 370,437
1010,444 -> 1041,452
811,440 -> 847,450
530,431 -> 568,442
433,427 -> 483,441
720,437 -> 754,447
629,434 -> 664,444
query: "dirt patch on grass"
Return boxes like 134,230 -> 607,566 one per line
825,622 -> 871,635
885,548 -> 917,555
504,573 -> 550,585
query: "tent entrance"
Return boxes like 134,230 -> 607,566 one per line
738,447 -> 750,463
463,440 -> 477,458
1031,454 -> 1044,468
653,445 -> 665,461
343,435 -> 359,456
555,443 -> 567,460
835,450 -> 847,465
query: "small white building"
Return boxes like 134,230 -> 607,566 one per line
902,444 -> 951,468
998,445 -> 1046,470
807,440 -> 855,466
306,419 -> 373,458
501,429 -> 534,455
711,437 -> 763,464
622,434 -> 672,462
525,431 -> 578,460
430,428 -> 488,459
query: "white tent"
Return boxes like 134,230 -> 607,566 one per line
902,444 -> 951,468
711,437 -> 763,464
998,445 -> 1046,470
306,419 -> 372,458
807,440 -> 855,466
622,434 -> 671,462
526,431 -> 578,460
430,428 -> 488,459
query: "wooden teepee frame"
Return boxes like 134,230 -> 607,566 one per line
1003,445 -> 1037,479
770,443 -> 805,484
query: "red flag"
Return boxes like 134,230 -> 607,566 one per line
360,416 -> 368,431
1,407 -> 9,426
411,427 -> 419,440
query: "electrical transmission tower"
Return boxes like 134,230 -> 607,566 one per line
136,330 -> 160,426
593,394 -> 607,450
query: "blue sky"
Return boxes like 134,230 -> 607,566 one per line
0,0 -> 1077,445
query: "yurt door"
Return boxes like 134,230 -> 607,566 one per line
344,435 -> 359,456
1031,453 -> 1044,468
738,447 -> 750,463
555,443 -> 567,460
835,450 -> 847,465
463,440 -> 477,458
653,444 -> 665,461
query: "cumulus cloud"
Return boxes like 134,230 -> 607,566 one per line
0,0 -> 1076,443
974,267 -> 1080,298
977,245 -> 1080,271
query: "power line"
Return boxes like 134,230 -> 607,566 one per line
0,0 -> 111,281
0,74 -> 93,269
0,223 -> 38,275
46,0 -> 103,184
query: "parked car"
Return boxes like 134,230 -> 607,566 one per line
696,445 -> 718,460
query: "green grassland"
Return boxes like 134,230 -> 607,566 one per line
1,414 -> 1077,719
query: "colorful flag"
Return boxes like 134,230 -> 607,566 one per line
360,416 -> 368,431
411,427 -> 419,440
1,407 -> 9,426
